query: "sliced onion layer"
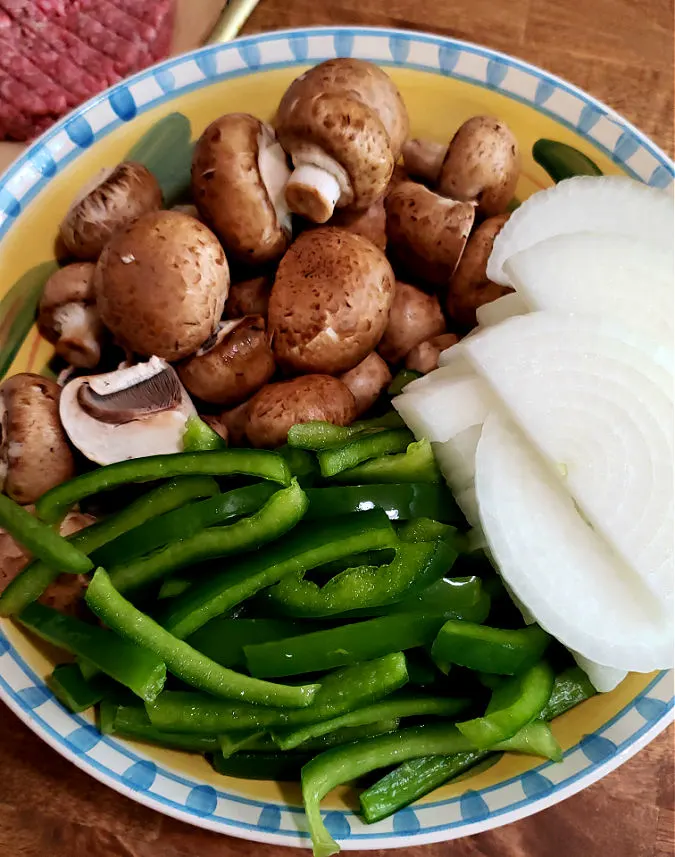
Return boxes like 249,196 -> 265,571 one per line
572,652 -> 627,693
475,292 -> 529,327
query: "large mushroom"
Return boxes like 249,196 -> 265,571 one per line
177,316 -> 275,406
276,58 -> 409,223
192,114 -> 292,266
94,210 -> 229,361
59,357 -> 197,464
0,374 -> 75,504
268,227 -> 395,375
377,281 -> 447,365
38,262 -> 105,368
59,162 -> 162,260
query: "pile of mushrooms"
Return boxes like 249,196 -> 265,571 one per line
1,56 -> 522,509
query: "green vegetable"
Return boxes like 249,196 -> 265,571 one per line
354,576 -> 490,623
494,720 -> 561,761
541,666 -> 596,720
317,429 -> 414,477
212,751 -> 312,781
398,517 -> 461,544
221,721 -> 401,757
388,369 -> 421,396
36,449 -> 291,524
287,412 -> 404,451
47,663 -> 106,713
19,603 -> 166,703
533,139 -> 603,182
277,445 -> 319,484
182,415 -> 227,451
157,578 -> 192,599
100,699 -> 219,752
331,439 -> 441,483
305,483 -> 462,524
85,568 -> 318,709
431,621 -> 551,675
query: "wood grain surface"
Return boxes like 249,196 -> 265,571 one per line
0,1 -> 673,855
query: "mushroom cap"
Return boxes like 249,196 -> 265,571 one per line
192,114 -> 291,266
325,194 -> 387,251
340,351 -> 392,416
0,373 -> 75,504
268,227 -> 395,375
178,316 -> 275,406
59,162 -> 163,260
39,262 -> 96,316
94,210 -> 230,361
378,281 -> 447,364
216,401 -> 251,447
246,374 -> 357,448
225,275 -> 273,319
385,181 -> 476,286
446,213 -> 512,326
437,116 -> 520,217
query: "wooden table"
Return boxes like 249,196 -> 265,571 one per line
0,2 -> 673,855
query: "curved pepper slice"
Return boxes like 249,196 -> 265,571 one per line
304,483 -> 462,524
182,415 -> 227,451
36,449 -> 291,524
317,428 -> 414,477
100,699 -> 220,752
287,411 -> 405,451
532,139 -> 603,182
431,621 -> 551,676
331,439 -> 441,484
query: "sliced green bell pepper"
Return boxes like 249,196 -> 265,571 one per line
287,412 -> 404,451
397,517 -> 461,544
317,428 -> 414,477
47,663 -> 107,713
431,621 -> 551,676
541,666 -> 596,720
305,483 -> 462,524
99,699 -> 220,752
182,415 -> 227,451
533,139 -> 603,182
220,721 -> 400,758
388,369 -> 421,396
331,439 -> 441,484
212,750 -> 312,781
494,720 -> 562,761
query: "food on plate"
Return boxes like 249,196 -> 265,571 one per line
224,275 -> 273,319
339,352 -> 392,416
323,194 -> 387,250
378,281 -> 447,365
405,333 -> 459,374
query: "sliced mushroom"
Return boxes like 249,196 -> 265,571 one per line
178,316 -> 275,406
340,352 -> 392,416
378,281 -> 447,365
405,333 -> 460,374
0,374 -> 75,504
59,162 -> 162,260
38,262 -> 105,368
385,182 -> 476,287
59,357 -> 197,464
225,275 -> 273,319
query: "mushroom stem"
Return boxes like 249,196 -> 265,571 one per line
258,131 -> 292,235
285,164 -> 342,223
402,139 -> 448,184
54,303 -> 103,368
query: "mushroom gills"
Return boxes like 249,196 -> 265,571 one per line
78,365 -> 183,424
257,127 -> 293,235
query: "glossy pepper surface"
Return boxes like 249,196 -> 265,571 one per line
304,483 -> 462,523
317,428 -> 414,477
331,439 -> 441,484
431,621 -> 551,675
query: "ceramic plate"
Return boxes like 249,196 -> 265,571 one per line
0,26 -> 672,851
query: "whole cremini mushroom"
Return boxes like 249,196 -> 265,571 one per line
0,373 -> 75,504
178,316 -> 275,406
246,375 -> 357,448
446,214 -> 512,327
385,182 -> 475,287
276,58 -> 409,223
59,162 -> 162,260
324,194 -> 387,251
340,352 -> 392,416
405,333 -> 460,374
192,114 -> 292,266
38,262 -> 105,368
225,275 -> 273,319
377,281 -> 447,365
59,357 -> 197,465
268,227 -> 395,375
94,210 -> 229,361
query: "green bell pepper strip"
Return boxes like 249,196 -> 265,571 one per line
405,651 -> 439,686
212,751 -> 313,781
0,494 -> 92,575
317,428 -> 414,477
145,653 -> 408,734
107,479 -> 308,594
92,482 -> 278,567
182,415 -> 227,451
0,477 -> 219,617
277,445 -> 319,485
431,621 -> 551,676
86,568 -> 319,709
162,509 -> 397,639
302,724 -> 473,857
457,661 -> 555,749
540,666 -> 596,721
47,663 -> 107,713
19,603 -> 166,702
304,483 -> 462,524
533,139 -> 603,182
273,693 -> 470,750
397,517 -> 461,544
494,720 -> 562,761
158,577 -> 192,599
287,412 -> 404,451
244,614 -> 448,677
218,730 -> 268,758
331,439 -> 441,484
388,369 -> 421,396
36,449 -> 291,525
265,539 -> 456,618
99,699 -> 220,752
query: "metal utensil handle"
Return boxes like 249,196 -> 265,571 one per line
205,0 -> 261,44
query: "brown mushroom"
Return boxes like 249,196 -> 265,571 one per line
268,228 -> 395,375
405,333 -> 460,374
378,281 -> 447,365
0,374 -> 75,504
340,352 -> 392,416
225,275 -> 273,319
94,210 -> 229,361
201,413 -> 230,445
276,59 -> 409,223
446,214 -> 513,327
216,400 -> 251,447
59,162 -> 162,260
192,114 -> 291,266
402,138 -> 447,185
178,316 -> 275,406
385,181 -> 475,287
246,375 -> 356,448
38,262 -> 105,368
324,194 -> 387,251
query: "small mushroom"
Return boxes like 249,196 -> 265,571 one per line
446,214 -> 513,327
201,413 -> 230,445
246,375 -> 357,448
402,138 -> 447,185
178,316 -> 275,406
192,114 -> 292,266
59,357 -> 197,464
38,262 -> 105,368
216,400 -> 252,447
385,181 -> 475,287
378,281 -> 447,365
405,333 -> 460,374
276,59 -> 409,223
268,228 -> 395,375
324,194 -> 387,251
340,352 -> 392,416
225,275 -> 273,319
59,162 -> 162,260
94,210 -> 230,361
0,374 -> 75,504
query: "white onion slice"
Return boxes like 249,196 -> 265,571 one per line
455,482 -> 481,529
433,424 -> 483,493
572,652 -> 628,693
475,412 -> 672,670
488,176 -> 674,284
475,292 -> 529,327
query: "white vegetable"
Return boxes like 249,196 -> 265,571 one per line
455,482 -> 481,529
433,424 -> 483,492
475,412 -> 672,671
572,652 -> 628,693
505,232 -> 673,347
475,292 -> 529,327
487,176 -> 674,284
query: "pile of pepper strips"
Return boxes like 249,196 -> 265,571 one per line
0,406 -> 596,857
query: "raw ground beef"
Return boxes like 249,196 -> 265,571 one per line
0,0 -> 176,141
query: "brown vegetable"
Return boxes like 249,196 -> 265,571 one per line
225,276 -> 273,319
340,352 -> 392,416
402,138 -> 447,185
325,194 -> 387,251
216,401 -> 251,447
405,333 -> 460,374
378,281 -> 447,365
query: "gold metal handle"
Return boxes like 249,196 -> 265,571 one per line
205,0 -> 261,44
